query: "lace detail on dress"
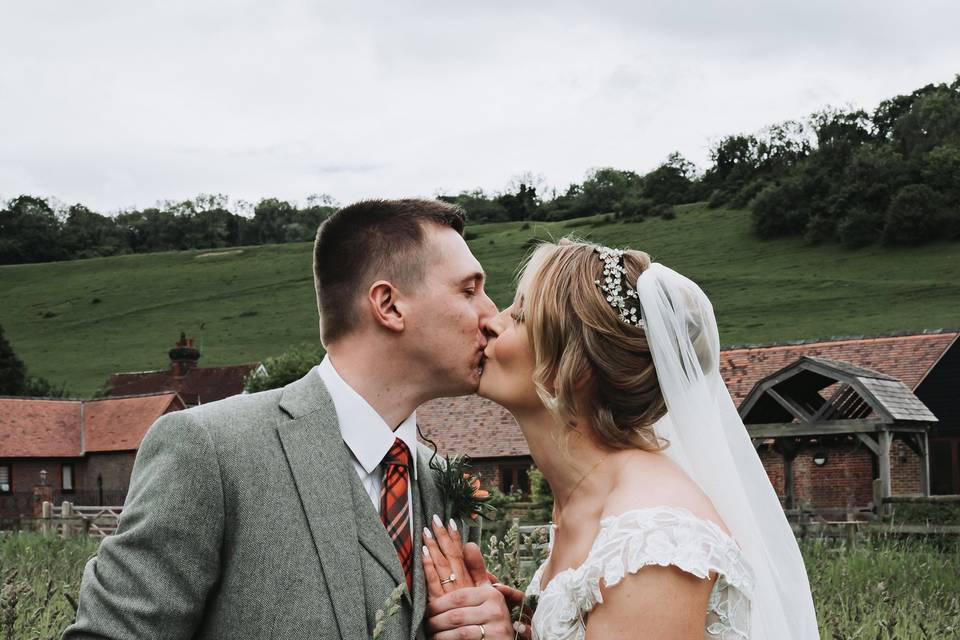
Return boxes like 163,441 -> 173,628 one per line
524,506 -> 755,640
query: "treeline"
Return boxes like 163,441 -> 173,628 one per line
0,194 -> 338,265
440,76 -> 960,247
2,77 -> 958,265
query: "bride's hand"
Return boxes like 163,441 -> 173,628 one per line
421,515 -> 487,598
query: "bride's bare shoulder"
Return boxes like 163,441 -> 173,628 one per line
602,450 -> 731,536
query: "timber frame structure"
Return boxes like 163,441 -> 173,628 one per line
739,356 -> 938,514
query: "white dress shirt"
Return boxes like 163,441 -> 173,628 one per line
315,355 -> 418,536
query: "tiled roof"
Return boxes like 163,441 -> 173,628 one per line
105,364 -> 260,406
721,331 -> 958,404
84,393 -> 186,452
0,392 -> 184,457
418,330 -> 959,459
0,399 -> 81,457
418,394 -> 528,459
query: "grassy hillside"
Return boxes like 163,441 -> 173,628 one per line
1,204 -> 958,397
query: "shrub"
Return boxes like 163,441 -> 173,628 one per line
244,343 -> 325,392
882,184 -> 948,245
803,214 -> 836,245
837,207 -> 883,248
750,181 -> 809,238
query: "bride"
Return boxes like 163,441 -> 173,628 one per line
420,238 -> 819,639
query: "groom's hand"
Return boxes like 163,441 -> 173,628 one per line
425,584 -> 514,640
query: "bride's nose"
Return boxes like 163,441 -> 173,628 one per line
481,308 -> 507,339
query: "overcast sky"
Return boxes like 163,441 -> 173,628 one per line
1,1 -> 958,213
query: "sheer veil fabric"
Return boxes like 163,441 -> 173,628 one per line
634,263 -> 819,639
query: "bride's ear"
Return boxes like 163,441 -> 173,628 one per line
368,280 -> 404,333
573,369 -> 592,391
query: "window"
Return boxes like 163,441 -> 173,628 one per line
0,465 -> 10,493
62,464 -> 74,492
499,464 -> 530,497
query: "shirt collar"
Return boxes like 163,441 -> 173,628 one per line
315,355 -> 418,479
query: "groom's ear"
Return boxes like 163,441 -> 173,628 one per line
368,280 -> 405,333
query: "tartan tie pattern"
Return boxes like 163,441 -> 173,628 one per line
380,437 -> 413,592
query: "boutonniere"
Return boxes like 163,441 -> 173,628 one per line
429,453 -> 493,524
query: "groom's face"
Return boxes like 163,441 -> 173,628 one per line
404,225 -> 497,396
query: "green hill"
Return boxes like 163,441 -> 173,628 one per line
1,204 -> 958,397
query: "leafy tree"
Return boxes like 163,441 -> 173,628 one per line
837,206 -> 883,248
882,184 -> 948,245
578,168 -> 643,215
244,343 -> 325,392
0,195 -> 65,264
438,189 -> 509,223
640,152 -> 698,205
0,323 -> 27,395
496,183 -> 541,221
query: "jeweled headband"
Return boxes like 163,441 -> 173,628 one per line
593,247 -> 645,328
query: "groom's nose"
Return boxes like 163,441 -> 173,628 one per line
480,308 -> 503,340
478,291 -> 498,322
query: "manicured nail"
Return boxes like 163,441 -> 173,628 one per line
514,622 -> 526,634
433,514 -> 443,527
448,518 -> 458,532
423,527 -> 432,539
422,545 -> 430,557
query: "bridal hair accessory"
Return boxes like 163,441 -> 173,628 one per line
593,247 -> 644,328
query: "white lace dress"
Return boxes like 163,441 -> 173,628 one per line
525,506 -> 755,640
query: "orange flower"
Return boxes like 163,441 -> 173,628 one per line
465,473 -> 488,499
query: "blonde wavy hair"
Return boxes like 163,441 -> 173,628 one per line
516,237 -> 668,452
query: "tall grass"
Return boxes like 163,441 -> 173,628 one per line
801,535 -> 960,638
0,532 -> 97,639
2,531 -> 957,637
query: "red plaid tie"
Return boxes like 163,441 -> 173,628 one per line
380,437 -> 413,592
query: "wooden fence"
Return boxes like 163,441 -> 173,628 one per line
15,502 -> 125,539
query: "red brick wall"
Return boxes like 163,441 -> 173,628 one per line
0,458 -> 85,518
757,436 -> 926,511
890,438 -> 922,494
0,452 -> 138,517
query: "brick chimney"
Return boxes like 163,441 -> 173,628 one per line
169,332 -> 201,377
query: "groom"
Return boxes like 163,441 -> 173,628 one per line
63,199 -> 511,639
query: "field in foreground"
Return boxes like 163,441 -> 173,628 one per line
2,531 -> 958,638
1,204 -> 958,396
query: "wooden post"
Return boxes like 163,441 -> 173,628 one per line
62,501 -> 74,539
878,432 -> 893,517
845,521 -> 857,549
921,432 -> 931,497
775,438 -> 798,511
41,501 -> 52,535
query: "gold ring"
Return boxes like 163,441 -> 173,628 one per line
477,624 -> 486,639
439,573 -> 456,585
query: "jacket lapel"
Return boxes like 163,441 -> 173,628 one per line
275,372 -> 368,640
410,446 -> 445,639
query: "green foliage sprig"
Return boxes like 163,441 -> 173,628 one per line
371,583 -> 406,639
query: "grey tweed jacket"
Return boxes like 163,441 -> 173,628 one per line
62,370 -> 445,640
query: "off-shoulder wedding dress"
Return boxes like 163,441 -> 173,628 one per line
525,506 -> 755,640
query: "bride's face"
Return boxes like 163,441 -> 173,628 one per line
477,298 -> 541,411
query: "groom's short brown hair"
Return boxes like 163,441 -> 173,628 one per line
313,198 -> 466,345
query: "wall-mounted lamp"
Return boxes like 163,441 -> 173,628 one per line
39,469 -> 48,485
812,452 -> 828,467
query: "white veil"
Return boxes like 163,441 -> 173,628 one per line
634,262 -> 819,639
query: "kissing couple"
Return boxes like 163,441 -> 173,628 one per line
64,199 -> 819,639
